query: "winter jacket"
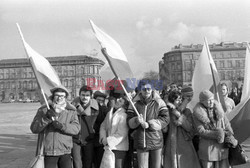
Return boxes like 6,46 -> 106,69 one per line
163,103 -> 201,168
100,107 -> 129,151
30,102 -> 80,156
127,91 -> 170,150
193,101 -> 234,161
71,97 -> 99,145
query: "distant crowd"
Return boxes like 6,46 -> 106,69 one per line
30,79 -> 241,168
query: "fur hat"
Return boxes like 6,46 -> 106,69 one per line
93,91 -> 107,99
199,90 -> 214,102
50,85 -> 69,97
181,85 -> 193,96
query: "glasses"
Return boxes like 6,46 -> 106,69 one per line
54,94 -> 66,98
142,88 -> 152,91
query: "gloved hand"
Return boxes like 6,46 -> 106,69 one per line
52,121 -> 63,130
76,104 -> 84,113
46,109 -> 56,120
224,134 -> 238,148
135,114 -> 144,124
141,121 -> 149,129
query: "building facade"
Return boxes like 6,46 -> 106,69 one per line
159,42 -> 246,87
0,55 -> 104,102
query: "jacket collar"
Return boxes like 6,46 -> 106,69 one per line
133,91 -> 161,103
193,101 -> 224,125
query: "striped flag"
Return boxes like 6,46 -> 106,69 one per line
16,23 -> 62,103
189,38 -> 225,110
89,20 -> 133,80
227,43 -> 250,144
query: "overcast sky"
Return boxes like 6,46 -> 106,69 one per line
1,0 -> 250,79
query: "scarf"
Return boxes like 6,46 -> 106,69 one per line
52,101 -> 67,113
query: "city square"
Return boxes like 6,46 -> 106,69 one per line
1,0 -> 250,168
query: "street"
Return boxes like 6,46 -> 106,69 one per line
0,103 -> 39,168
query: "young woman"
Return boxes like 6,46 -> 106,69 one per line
99,96 -> 130,168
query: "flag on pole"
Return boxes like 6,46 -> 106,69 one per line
227,43 -> 250,143
16,23 -> 62,103
89,20 -> 133,80
189,38 -> 225,110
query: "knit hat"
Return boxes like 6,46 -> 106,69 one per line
199,90 -> 214,102
50,85 -> 69,97
181,85 -> 193,96
93,91 -> 107,99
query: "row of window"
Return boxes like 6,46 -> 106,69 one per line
166,50 -> 245,63
0,80 -> 38,89
182,70 -> 244,82
0,65 -> 100,79
182,59 -> 245,71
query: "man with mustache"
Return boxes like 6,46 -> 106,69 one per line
71,85 -> 99,168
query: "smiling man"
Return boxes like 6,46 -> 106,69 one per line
127,79 -> 170,168
71,85 -> 99,168
30,86 -> 80,168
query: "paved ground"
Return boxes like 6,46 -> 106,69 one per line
0,103 -> 39,168
0,102 -> 250,168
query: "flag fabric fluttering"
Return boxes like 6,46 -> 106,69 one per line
16,23 -> 62,104
189,38 -> 225,110
89,20 -> 133,80
227,43 -> 250,144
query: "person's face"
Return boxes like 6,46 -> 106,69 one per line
141,84 -> 152,99
202,97 -> 214,108
96,96 -> 105,106
174,95 -> 182,106
53,91 -> 66,104
170,84 -> 177,91
79,91 -> 91,105
182,93 -> 193,102
221,85 -> 228,96
114,97 -> 125,109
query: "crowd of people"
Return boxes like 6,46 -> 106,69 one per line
30,79 -> 241,168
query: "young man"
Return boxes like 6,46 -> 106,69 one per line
127,80 -> 170,168
30,86 -> 80,168
221,83 -> 235,114
71,85 -> 99,168
93,91 -> 109,168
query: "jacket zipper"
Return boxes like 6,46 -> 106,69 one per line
143,105 -> 147,148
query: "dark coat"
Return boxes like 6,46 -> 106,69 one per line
163,102 -> 201,168
71,97 -> 99,145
